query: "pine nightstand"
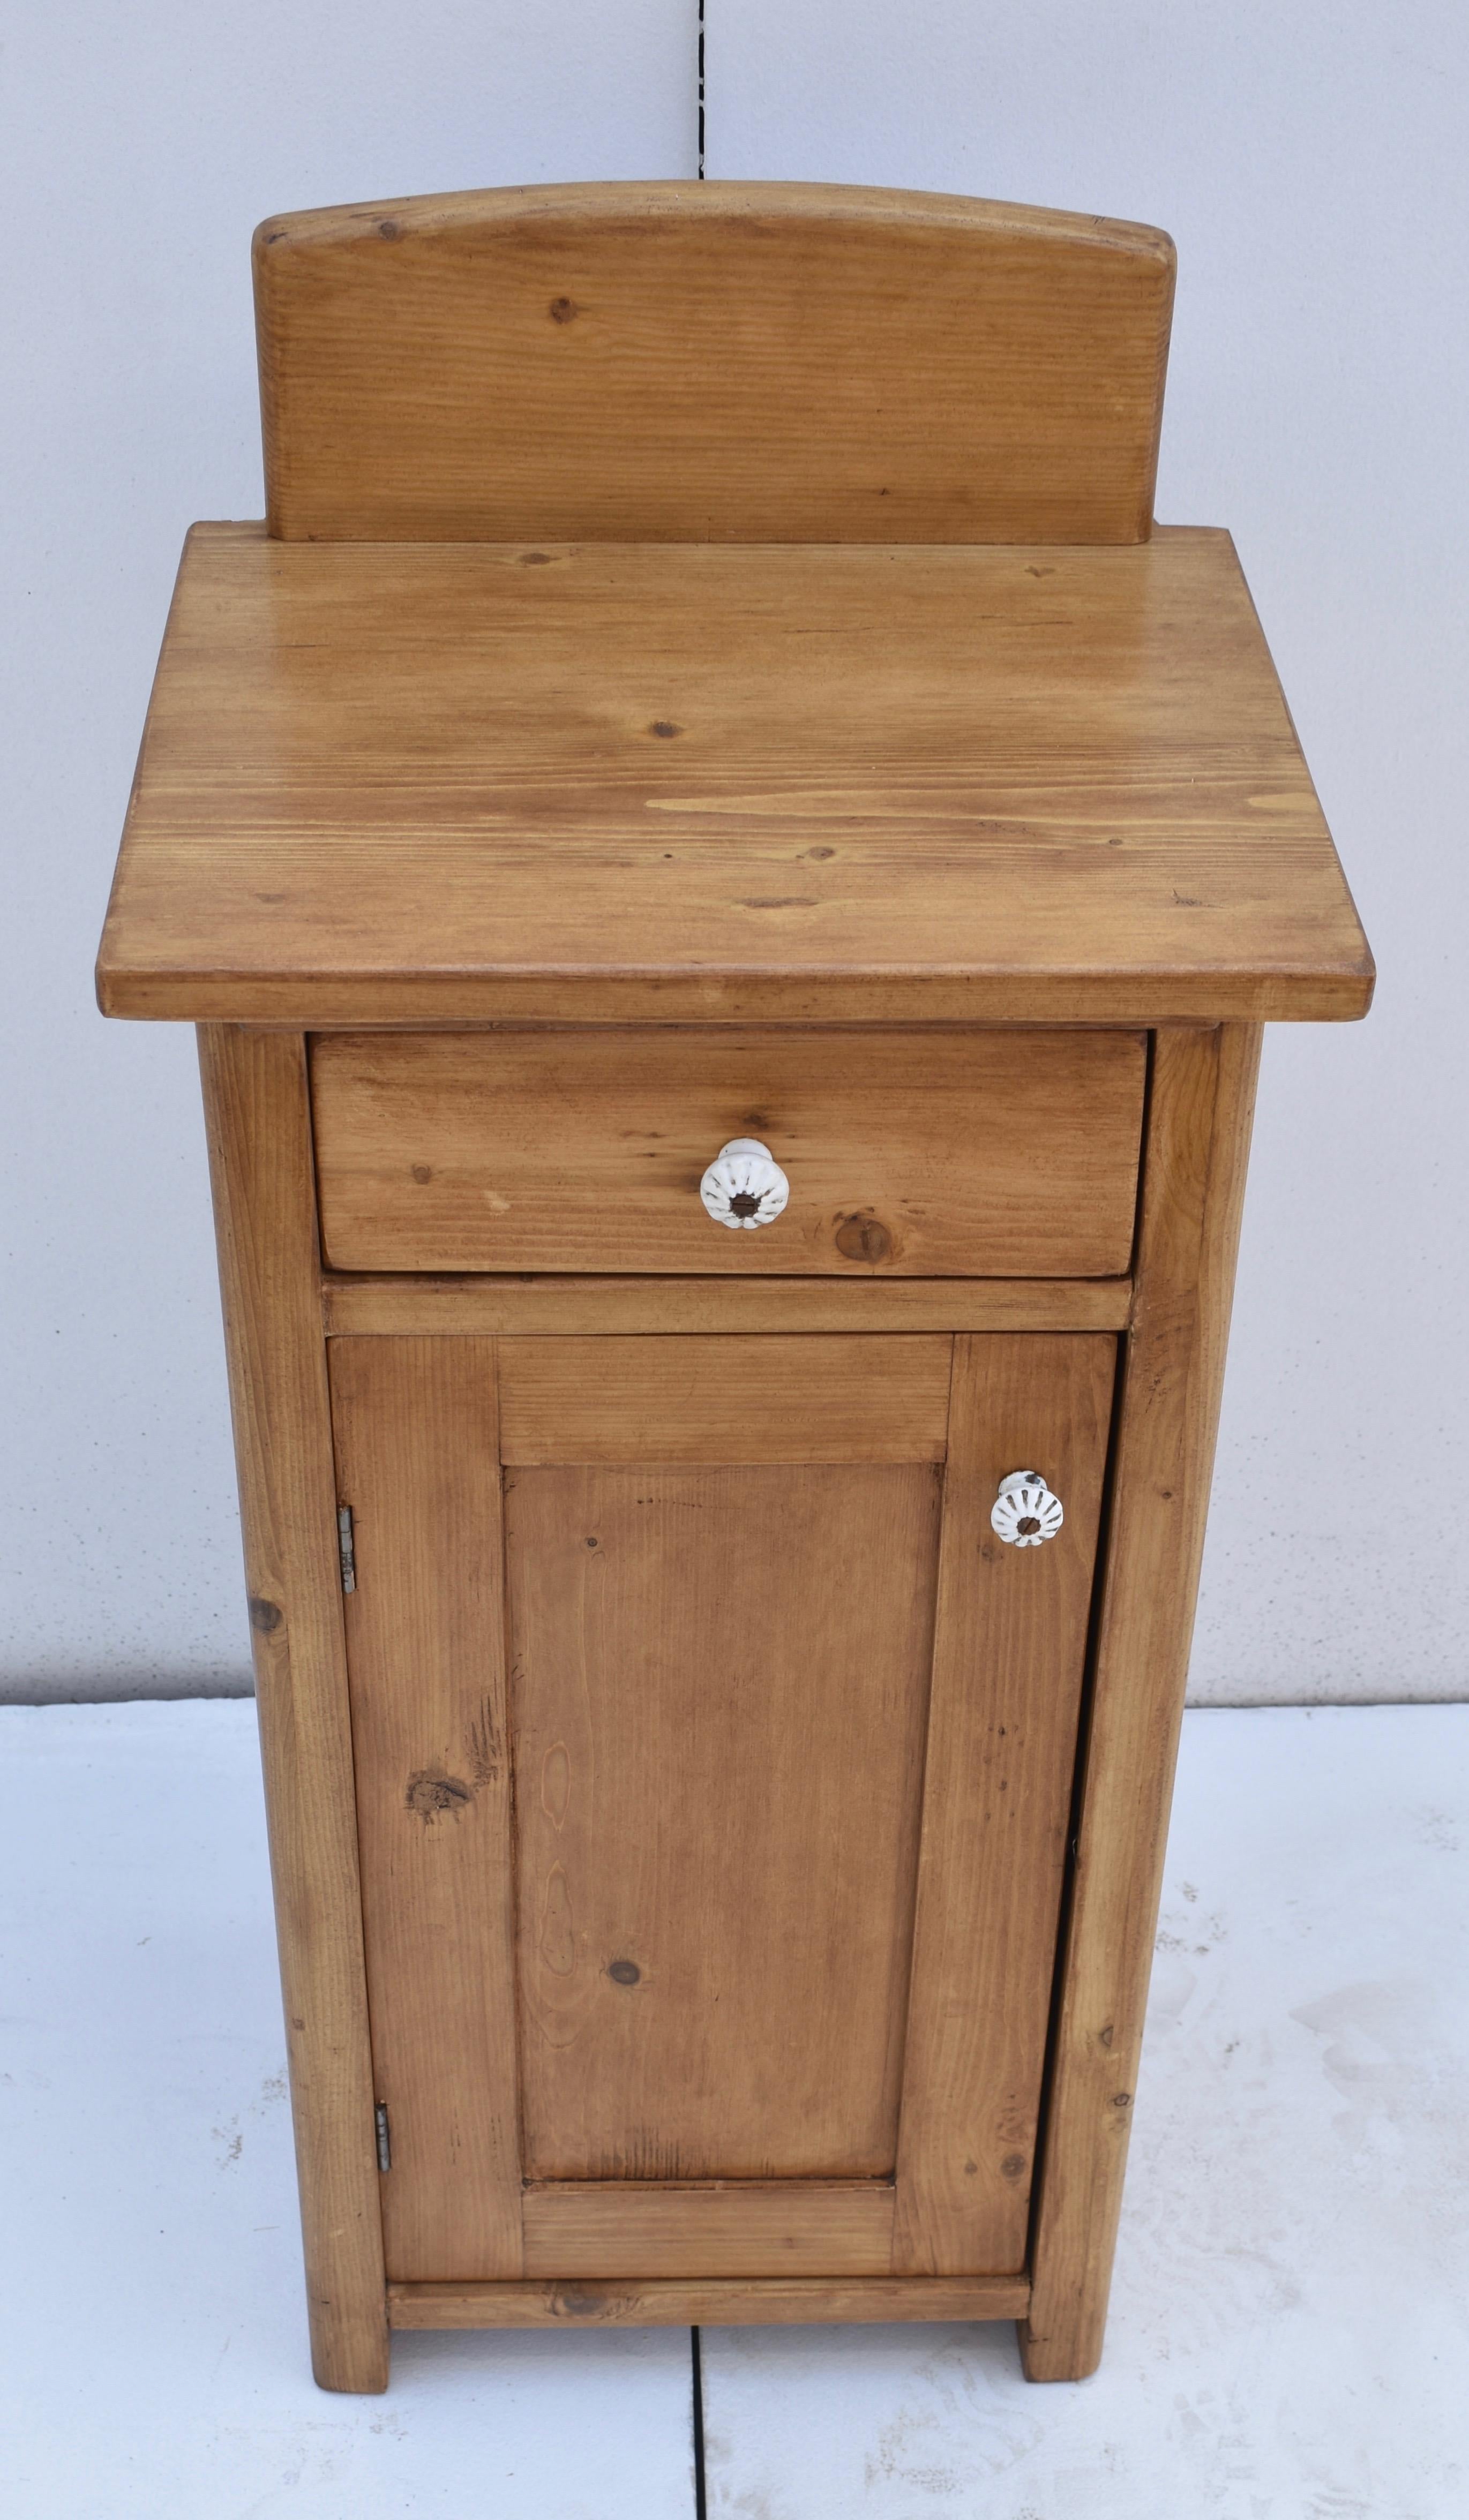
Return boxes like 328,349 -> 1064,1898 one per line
97,182 -> 1372,2391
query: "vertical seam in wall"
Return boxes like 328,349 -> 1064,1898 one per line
691,2325 -> 708,2515
698,0 -> 706,177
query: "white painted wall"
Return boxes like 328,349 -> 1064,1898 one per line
705,1 -> 1469,1702
4,4 -> 1464,1702
0,1 -> 695,1696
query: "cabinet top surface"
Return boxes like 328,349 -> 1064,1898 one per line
96,523 -> 1372,1027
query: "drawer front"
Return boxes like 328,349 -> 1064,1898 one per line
311,1028 -> 1145,1277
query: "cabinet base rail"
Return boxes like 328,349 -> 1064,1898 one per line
387,2274 -> 1031,2330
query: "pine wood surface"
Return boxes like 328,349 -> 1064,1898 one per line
520,2184 -> 896,2278
321,1323 -> 1116,2294
327,1337 -> 522,2282
497,1333 -> 954,1463
892,1334 -> 1117,2276
195,1028 -> 388,2390
310,1027 -> 1144,1278
320,1273 -> 1134,1338
255,182 -> 1173,546
103,174 -> 1370,2377
387,2274 -> 1031,2330
97,527 -> 1373,1029
507,1459 -> 941,2184
1021,1024 -> 1262,2381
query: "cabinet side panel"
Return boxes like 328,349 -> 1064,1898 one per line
893,1333 -> 1117,2276
195,1026 -> 388,2391
1022,1022 -> 1262,2380
507,1460 -> 943,2183
328,1336 -> 523,2281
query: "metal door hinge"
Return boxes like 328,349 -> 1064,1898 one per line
338,1505 -> 356,1594
374,2102 -> 391,2173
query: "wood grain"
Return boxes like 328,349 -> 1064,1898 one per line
521,2183 -> 895,2277
254,181 -> 1174,544
310,1028 -> 1145,1278
101,171 -> 1364,2387
96,529 -> 1374,1029
388,2274 -> 1030,2329
195,1027 -> 388,2391
506,1457 -> 942,2179
498,1334 -> 954,1463
321,1274 -> 1134,1338
327,1337 -> 522,2282
893,1335 -> 1117,2276
1021,1024 -> 1262,2380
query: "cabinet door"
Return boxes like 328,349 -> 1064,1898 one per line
329,1331 -> 1114,2284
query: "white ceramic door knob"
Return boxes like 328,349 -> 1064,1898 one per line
699,1138 -> 790,1230
990,1471 -> 1064,1547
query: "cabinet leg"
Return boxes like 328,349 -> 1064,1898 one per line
1016,2312 -> 1103,2383
198,1027 -> 391,2396
309,2292 -> 391,2394
1018,1027 -> 1261,2397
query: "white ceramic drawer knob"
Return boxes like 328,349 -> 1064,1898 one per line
699,1138 -> 790,1231
991,1471 -> 1064,1548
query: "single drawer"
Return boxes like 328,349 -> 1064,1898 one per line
311,1028 -> 1145,1277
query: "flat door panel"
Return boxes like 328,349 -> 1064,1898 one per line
328,1336 -> 522,2282
521,2182 -> 895,2278
499,1333 -> 952,1463
508,1459 -> 943,2180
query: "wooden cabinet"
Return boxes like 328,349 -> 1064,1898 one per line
98,183 -> 1371,2393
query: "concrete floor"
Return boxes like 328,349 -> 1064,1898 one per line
700,1705 -> 1469,2519
1,1702 -> 1465,2517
